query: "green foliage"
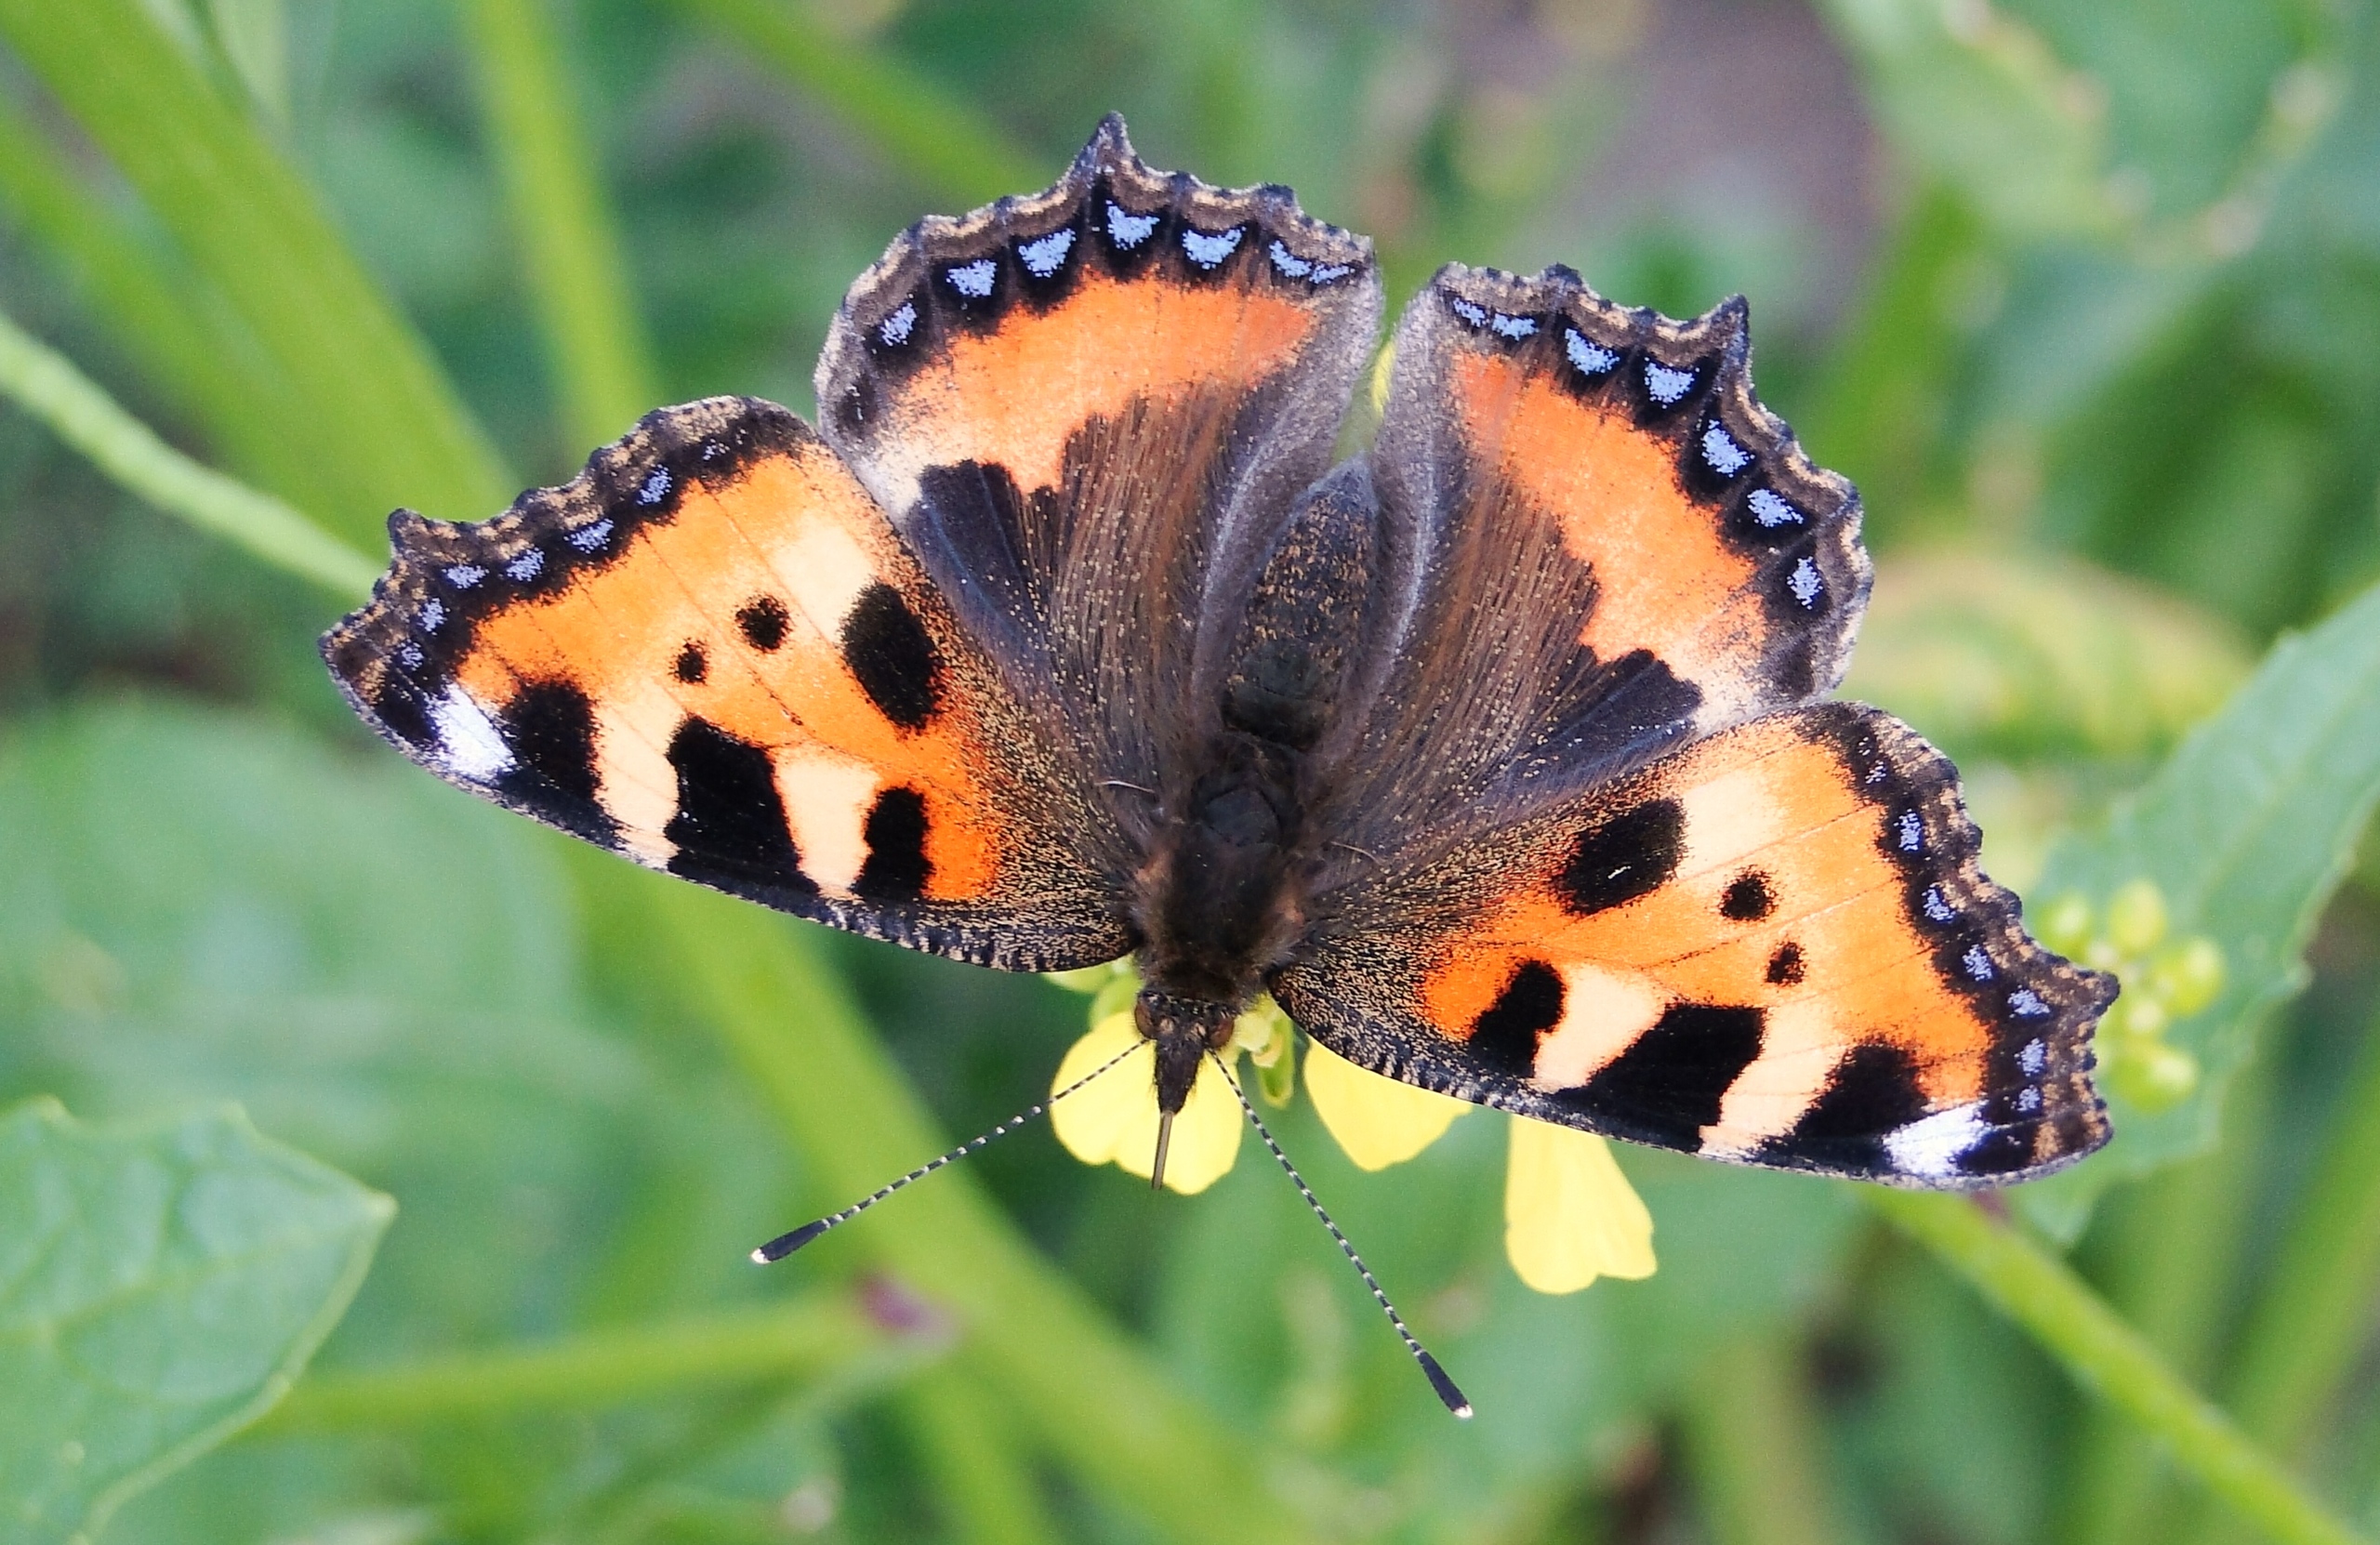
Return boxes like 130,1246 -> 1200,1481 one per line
2018,579 -> 2380,1236
1,0 -> 2379,1541
0,1097 -> 390,1543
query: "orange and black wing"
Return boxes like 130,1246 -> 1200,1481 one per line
1316,267 -> 1868,862
813,113 -> 1382,835
323,397 -> 1128,971
1276,705 -> 2112,1185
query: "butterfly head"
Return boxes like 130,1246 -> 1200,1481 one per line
1134,989 -> 1239,1117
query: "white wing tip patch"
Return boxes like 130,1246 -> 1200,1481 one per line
429,683 -> 514,782
1881,1102 -> 1990,1179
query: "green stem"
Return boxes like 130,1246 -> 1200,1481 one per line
259,1289 -> 923,1430
0,0 -> 511,535
2227,1007 -> 2380,1455
634,868 -> 1305,1545
675,0 -> 1043,207
0,91 -> 338,517
2066,1063 -> 2276,1545
1678,1329 -> 1842,1545
0,306 -> 379,595
900,1365 -> 1062,1545
1869,1189 -> 2367,1545
460,0 -> 660,451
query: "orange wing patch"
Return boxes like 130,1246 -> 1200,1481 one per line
816,118 -> 1375,525
1283,704 -> 2111,1186
1389,267 -> 1871,736
323,397 -> 1127,971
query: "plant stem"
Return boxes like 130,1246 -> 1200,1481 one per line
0,92 -> 340,517
0,306 -> 380,596
640,871 -> 1306,1545
677,0 -> 1044,206
260,1289 -> 920,1431
1678,1329 -> 1842,1545
0,0 -> 511,535
901,1366 -> 1062,1545
462,0 -> 660,451
1868,1189 -> 2367,1545
2227,1005 -> 2380,1456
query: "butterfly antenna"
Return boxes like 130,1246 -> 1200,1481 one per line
1210,1052 -> 1474,1420
751,1040 -> 1140,1263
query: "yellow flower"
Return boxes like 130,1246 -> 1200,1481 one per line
1502,1115 -> 1656,1291
1049,1009 -> 1246,1194
1045,971 -> 1657,1288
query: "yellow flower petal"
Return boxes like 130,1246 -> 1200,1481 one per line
1503,1117 -> 1656,1293
1048,1013 -> 1245,1194
1050,1012 -> 1150,1166
1302,1037 -> 1471,1170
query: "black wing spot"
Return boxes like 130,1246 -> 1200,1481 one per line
840,583 -> 944,732
1469,959 -> 1566,1077
496,679 -> 616,847
1762,1042 -> 1929,1172
1721,869 -> 1776,921
663,716 -> 814,902
853,786 -> 932,902
1554,1003 -> 1764,1150
1765,941 -> 1805,985
737,595 -> 790,652
673,640 -> 707,683
1556,799 -> 1685,916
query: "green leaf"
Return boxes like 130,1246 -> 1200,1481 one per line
0,1097 -> 390,1543
1818,0 -> 2120,243
0,0 -> 511,537
2017,578 -> 2380,1235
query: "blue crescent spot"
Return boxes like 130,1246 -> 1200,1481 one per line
945,258 -> 997,298
1489,312 -> 1537,339
1790,555 -> 1824,609
1449,297 -> 1488,326
1182,227 -> 1242,269
1702,424 -> 1752,476
1105,203 -> 1157,248
1564,328 -> 1618,375
1018,229 -> 1075,276
417,599 -> 445,632
505,548 -> 544,583
878,301 -> 918,346
638,467 -> 672,506
2011,989 -> 2052,1019
1645,360 -> 1696,406
1748,489 -> 1804,528
443,563 -> 487,589
1267,239 -> 1313,278
566,518 -> 613,552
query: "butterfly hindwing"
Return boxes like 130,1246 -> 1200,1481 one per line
814,113 -> 1383,854
1315,267 -> 1870,863
1276,703 -> 2112,1185
322,397 -> 1128,971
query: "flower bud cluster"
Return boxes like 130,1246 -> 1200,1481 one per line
2036,879 -> 2223,1113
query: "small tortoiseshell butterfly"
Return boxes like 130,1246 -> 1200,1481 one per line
324,116 -> 2112,1214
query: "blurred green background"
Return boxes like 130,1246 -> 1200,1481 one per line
2,1 -> 2379,1542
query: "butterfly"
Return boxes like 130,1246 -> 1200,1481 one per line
323,113 -> 2112,1215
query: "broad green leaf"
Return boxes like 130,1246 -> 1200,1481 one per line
1819,0 -> 2119,243
1845,549 -> 2250,766
0,1097 -> 390,1543
2017,578 -> 2380,1235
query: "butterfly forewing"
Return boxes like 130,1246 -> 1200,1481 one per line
322,397 -> 1127,971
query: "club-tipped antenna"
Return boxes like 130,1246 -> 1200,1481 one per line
751,1039 -> 1140,1264
1210,1052 -> 1474,1420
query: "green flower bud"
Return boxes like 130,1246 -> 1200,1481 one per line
2106,878 -> 2169,957
2150,937 -> 2225,1019
2036,892 -> 2095,957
